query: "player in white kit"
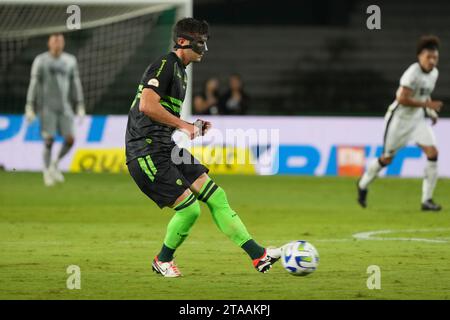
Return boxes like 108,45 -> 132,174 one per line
24,33 -> 85,186
357,35 -> 443,211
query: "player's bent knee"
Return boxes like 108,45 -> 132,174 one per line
177,200 -> 201,220
427,148 -> 438,161
174,192 -> 201,218
64,136 -> 75,146
199,183 -> 230,211
379,156 -> 393,166
44,137 -> 54,149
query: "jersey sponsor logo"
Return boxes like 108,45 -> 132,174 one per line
148,78 -> 159,87
176,179 -> 183,186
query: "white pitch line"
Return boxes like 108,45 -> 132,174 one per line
3,231 -> 449,247
353,229 -> 450,244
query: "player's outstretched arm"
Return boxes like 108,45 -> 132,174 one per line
139,88 -> 198,139
72,58 -> 86,117
396,86 -> 443,111
24,56 -> 41,123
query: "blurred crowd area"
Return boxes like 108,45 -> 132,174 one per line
1,0 -> 449,116
193,74 -> 250,115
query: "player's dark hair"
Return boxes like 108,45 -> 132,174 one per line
48,32 -> 64,40
417,35 -> 440,55
173,17 -> 209,42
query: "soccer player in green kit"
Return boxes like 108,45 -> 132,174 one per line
125,18 -> 281,277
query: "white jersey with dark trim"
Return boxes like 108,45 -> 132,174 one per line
387,62 -> 439,120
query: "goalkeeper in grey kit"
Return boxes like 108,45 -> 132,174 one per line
25,33 -> 85,186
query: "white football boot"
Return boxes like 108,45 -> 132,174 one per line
152,256 -> 182,278
253,246 -> 282,273
49,161 -> 65,183
43,169 -> 55,187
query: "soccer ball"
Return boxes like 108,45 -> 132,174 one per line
281,240 -> 319,276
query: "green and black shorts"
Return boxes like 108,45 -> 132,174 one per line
127,145 -> 209,208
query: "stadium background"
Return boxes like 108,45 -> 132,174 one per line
1,0 -> 450,301
1,0 -> 449,178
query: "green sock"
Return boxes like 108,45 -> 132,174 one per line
198,178 -> 264,257
158,194 -> 200,261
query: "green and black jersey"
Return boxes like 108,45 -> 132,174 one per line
125,52 -> 188,163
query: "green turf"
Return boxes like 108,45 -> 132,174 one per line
0,172 -> 449,300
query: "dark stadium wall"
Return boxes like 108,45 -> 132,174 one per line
1,0 -> 449,117
192,0 -> 450,117
0,9 -> 176,115
193,0 -> 356,26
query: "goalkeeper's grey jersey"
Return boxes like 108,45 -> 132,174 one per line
26,52 -> 84,114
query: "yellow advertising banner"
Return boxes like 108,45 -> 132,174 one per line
70,148 -> 127,173
70,146 -> 256,174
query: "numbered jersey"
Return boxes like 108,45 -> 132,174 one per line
125,52 -> 188,163
386,62 -> 439,120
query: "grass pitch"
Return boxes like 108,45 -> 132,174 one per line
0,172 -> 449,300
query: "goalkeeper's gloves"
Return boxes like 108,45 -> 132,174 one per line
76,103 -> 86,124
24,103 -> 36,123
76,103 -> 86,117
425,107 -> 439,125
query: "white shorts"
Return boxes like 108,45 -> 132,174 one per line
383,111 -> 436,157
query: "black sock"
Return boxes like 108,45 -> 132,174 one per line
241,239 -> 265,260
157,244 -> 175,262
158,244 -> 175,262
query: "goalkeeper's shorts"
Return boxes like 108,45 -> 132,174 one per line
39,109 -> 74,139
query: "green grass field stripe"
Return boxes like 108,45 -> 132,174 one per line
1,172 -> 450,299
138,157 -> 154,182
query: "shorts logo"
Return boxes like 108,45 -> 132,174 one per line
148,78 -> 159,87
176,179 -> 183,186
